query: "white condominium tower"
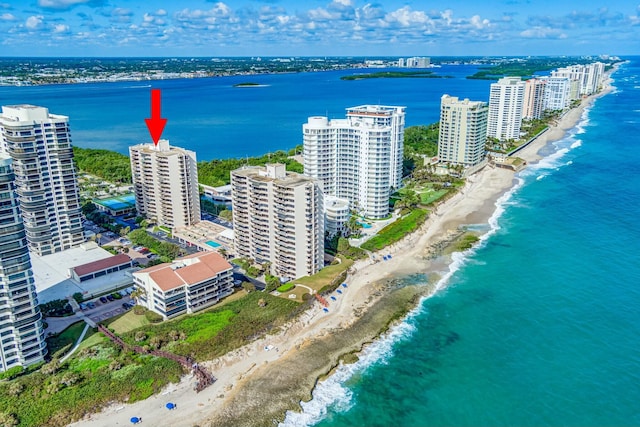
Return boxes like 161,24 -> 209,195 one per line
541,77 -> 571,111
0,105 -> 84,256
438,95 -> 488,167
523,78 -> 547,120
0,154 -> 47,372
552,62 -> 605,97
130,139 -> 200,230
487,77 -> 525,141
303,105 -> 406,219
231,164 -> 324,280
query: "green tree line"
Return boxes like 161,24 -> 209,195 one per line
73,147 -> 132,183
73,145 -> 303,187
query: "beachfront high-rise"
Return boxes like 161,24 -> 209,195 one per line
0,105 -> 84,256
130,139 -> 200,230
523,78 -> 547,120
303,105 -> 406,219
437,95 -> 489,167
0,154 -> 47,372
541,77 -> 571,111
231,163 -> 324,280
487,77 -> 525,141
552,62 -> 605,97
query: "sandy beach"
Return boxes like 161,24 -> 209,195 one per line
69,70 -> 615,427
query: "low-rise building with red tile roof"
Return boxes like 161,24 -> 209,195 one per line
132,251 -> 233,319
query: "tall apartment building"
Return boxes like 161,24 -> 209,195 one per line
437,95 -> 488,167
231,164 -> 323,280
303,105 -> 405,219
399,57 -> 430,68
487,77 -> 525,141
130,139 -> 200,230
0,154 -> 47,372
541,77 -> 571,111
0,105 -> 84,256
552,62 -> 604,97
523,78 -> 547,120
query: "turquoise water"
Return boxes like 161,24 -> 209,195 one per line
282,59 -> 640,426
357,222 -> 372,229
206,240 -> 221,248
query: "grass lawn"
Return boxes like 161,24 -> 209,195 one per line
419,188 -> 448,205
361,209 -> 428,252
46,321 -> 91,357
293,257 -> 353,294
108,311 -> 150,334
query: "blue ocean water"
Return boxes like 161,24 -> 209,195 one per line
281,58 -> 640,427
0,65 -> 489,161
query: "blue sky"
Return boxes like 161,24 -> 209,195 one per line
0,0 -> 638,56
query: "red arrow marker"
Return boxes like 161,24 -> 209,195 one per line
144,89 -> 167,146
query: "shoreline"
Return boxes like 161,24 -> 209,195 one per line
70,67 -> 617,427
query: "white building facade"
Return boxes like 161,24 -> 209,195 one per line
438,95 -> 489,167
130,139 -> 200,230
542,77 -> 571,111
303,105 -> 405,219
0,105 -> 84,256
231,164 -> 324,280
133,251 -> 233,320
0,155 -> 47,372
487,77 -> 525,141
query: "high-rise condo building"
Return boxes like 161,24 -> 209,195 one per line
231,163 -> 324,280
487,77 -> 525,141
552,62 -> 604,97
130,139 -> 200,230
523,78 -> 547,120
0,105 -> 84,256
303,105 -> 405,219
541,77 -> 571,111
0,154 -> 47,372
438,95 -> 488,167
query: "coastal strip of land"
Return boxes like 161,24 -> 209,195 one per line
69,68 -> 616,427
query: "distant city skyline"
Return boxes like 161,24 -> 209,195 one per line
0,0 -> 637,57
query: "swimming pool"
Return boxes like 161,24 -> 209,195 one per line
357,222 -> 372,229
206,240 -> 221,248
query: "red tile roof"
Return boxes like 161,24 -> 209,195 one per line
137,252 -> 232,292
72,253 -> 132,278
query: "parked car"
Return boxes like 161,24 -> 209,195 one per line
99,296 -> 108,304
119,289 -> 128,297
87,302 -> 96,309
106,295 -> 114,302
79,303 -> 87,310
122,302 -> 130,310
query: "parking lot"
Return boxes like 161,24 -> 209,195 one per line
80,289 -> 135,323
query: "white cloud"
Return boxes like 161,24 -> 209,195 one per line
53,23 -> 69,33
25,15 -> 44,30
520,26 -> 567,39
386,6 -> 431,27
0,12 -> 15,20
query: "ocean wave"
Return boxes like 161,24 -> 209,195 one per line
570,140 -> 582,149
280,171 -> 525,427
279,321 -> 417,427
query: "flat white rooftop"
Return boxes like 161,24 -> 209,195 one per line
30,242 -> 119,302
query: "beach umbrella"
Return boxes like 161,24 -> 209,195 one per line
342,283 -> 348,288
337,289 -> 342,294
330,296 -> 336,301
166,402 -> 175,410
323,308 -> 329,313
130,417 -> 140,424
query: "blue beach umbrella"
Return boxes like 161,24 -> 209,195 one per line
342,283 -> 348,288
166,402 -> 175,410
330,296 -> 336,301
337,289 -> 342,294
323,307 -> 329,313
130,417 -> 140,424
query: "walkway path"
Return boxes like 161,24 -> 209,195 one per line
60,323 -> 91,364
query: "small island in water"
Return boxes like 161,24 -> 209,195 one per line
340,71 -> 453,81
233,82 -> 269,87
